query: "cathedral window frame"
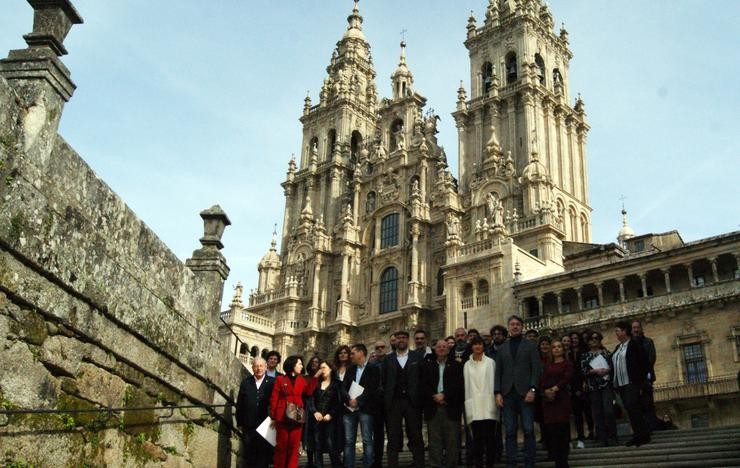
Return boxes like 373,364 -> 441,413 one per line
389,118 -> 404,152
380,212 -> 400,248
534,53 -> 546,86
327,129 -> 337,158
482,61 -> 494,95
379,266 -> 399,314
505,51 -> 518,84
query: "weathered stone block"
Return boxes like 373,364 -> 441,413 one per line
40,334 -> 83,377
185,424 -> 219,468
75,362 -> 127,407
0,339 -> 58,408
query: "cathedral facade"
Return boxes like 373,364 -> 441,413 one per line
220,0 -> 739,429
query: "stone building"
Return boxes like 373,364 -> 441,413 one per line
220,0 -> 739,428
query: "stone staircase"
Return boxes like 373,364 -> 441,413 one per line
306,425 -> 740,467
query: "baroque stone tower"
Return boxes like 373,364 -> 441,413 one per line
228,0 -> 594,355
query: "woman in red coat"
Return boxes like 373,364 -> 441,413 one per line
540,340 -> 574,468
270,355 -> 310,468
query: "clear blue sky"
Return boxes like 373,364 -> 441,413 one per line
2,1 -> 738,303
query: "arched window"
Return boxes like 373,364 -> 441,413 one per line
260,348 -> 269,359
569,207 -> 578,242
239,343 -> 248,355
461,282 -> 474,309
327,129 -> 337,157
477,279 -> 489,306
250,346 -> 259,357
436,269 -> 445,296
381,213 -> 400,248
482,61 -> 494,95
506,52 -> 518,84
379,267 -> 399,314
350,130 -> 363,162
534,54 -> 546,85
389,119 -> 404,152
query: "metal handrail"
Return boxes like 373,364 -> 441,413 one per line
0,403 -> 239,433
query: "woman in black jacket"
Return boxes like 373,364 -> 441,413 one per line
307,360 -> 343,468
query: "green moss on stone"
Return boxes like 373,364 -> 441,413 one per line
18,311 -> 48,346
8,213 -> 26,245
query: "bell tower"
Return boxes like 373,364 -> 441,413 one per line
453,0 -> 592,244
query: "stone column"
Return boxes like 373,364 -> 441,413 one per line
596,282 -> 604,307
575,286 -> 583,311
186,206 -> 231,329
661,267 -> 672,294
410,223 -> 419,283
374,217 -> 382,254
537,295 -> 544,316
353,181 -> 360,225
618,277 -> 625,302
639,273 -> 648,297
311,254 -> 322,309
709,257 -> 719,283
340,251 -> 350,302
685,262 -> 695,288
556,291 -> 563,314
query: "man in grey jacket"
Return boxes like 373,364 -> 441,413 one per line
495,315 -> 543,468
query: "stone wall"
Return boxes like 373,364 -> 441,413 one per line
0,5 -> 245,466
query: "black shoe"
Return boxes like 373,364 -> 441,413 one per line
634,436 -> 651,447
625,437 -> 638,446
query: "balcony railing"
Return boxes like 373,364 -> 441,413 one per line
523,280 -> 738,331
653,374 -> 738,402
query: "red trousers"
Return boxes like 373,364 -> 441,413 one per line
273,422 -> 302,468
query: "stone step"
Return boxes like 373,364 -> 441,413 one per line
303,426 -> 740,467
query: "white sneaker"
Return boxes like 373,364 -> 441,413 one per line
576,440 -> 585,449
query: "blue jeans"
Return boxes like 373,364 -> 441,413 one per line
503,392 -> 536,468
343,411 -> 374,468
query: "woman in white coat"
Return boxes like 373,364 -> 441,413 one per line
464,336 -> 498,468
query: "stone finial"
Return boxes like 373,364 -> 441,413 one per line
24,0 -> 84,56
198,205 -> 231,251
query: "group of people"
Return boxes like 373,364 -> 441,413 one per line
235,316 -> 661,468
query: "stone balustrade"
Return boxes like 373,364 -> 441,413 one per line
653,374 -> 738,402
523,279 -> 738,331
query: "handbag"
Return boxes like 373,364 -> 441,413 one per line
285,402 -> 305,425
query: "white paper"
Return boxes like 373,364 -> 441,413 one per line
345,381 -> 365,412
256,417 -> 276,446
349,381 -> 365,399
589,354 -> 609,370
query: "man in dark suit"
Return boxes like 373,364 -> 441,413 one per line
494,315 -> 542,468
613,321 -> 651,446
342,343 -> 381,468
235,357 -> 276,468
422,338 -> 464,468
384,330 -> 424,468
370,340 -> 388,468
632,319 -> 658,431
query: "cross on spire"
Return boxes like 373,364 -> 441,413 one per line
400,29 -> 408,42
619,194 -> 627,210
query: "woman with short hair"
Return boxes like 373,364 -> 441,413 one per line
463,336 -> 498,467
580,331 -> 618,446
